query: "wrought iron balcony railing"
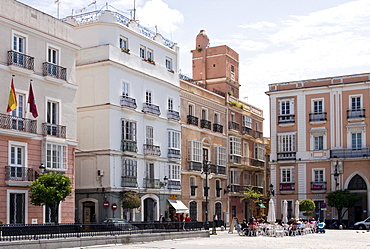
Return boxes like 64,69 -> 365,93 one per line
229,155 -> 241,164
310,181 -> 327,191
242,126 -> 252,136
168,148 -> 181,159
167,110 -> 180,121
278,114 -> 295,124
0,113 -> 37,133
277,152 -> 296,161
213,123 -> 223,133
187,115 -> 198,126
167,180 -> 181,190
200,119 -> 211,130
188,161 -> 202,171
143,178 -> 161,189
120,95 -> 137,109
121,176 -> 137,187
309,112 -> 327,122
42,62 -> 67,81
7,51 -> 34,70
5,166 -> 35,181
122,140 -> 137,152
254,131 -> 263,139
229,121 -> 240,131
142,103 -> 160,115
330,148 -> 370,158
42,123 -> 66,138
280,182 -> 295,191
347,108 -> 365,119
143,144 -> 161,156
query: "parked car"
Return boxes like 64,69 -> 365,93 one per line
101,218 -> 138,230
354,216 -> 370,230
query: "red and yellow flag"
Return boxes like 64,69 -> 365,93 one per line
28,82 -> 38,118
7,78 -> 17,112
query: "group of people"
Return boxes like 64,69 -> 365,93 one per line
159,213 -> 191,223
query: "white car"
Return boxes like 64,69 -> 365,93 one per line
354,216 -> 370,230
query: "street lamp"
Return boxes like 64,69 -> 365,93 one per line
39,163 -> 45,173
201,160 -> 212,230
269,184 -> 275,196
333,161 -> 341,189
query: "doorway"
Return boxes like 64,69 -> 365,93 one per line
83,201 -> 96,223
144,198 -> 156,221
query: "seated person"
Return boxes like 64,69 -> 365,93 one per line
248,218 -> 258,236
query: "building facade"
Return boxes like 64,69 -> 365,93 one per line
0,0 -> 77,224
266,73 -> 370,225
72,9 -> 181,223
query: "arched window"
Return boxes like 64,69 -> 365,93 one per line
215,202 -> 222,221
348,174 -> 367,190
189,201 -> 197,221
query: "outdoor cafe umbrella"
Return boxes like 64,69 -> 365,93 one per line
267,198 -> 276,224
295,200 -> 300,219
282,200 -> 288,223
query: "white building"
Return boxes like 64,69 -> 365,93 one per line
71,10 -> 181,222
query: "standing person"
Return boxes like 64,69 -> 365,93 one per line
159,214 -> 165,222
185,214 -> 191,230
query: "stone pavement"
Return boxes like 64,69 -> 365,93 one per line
63,229 -> 370,249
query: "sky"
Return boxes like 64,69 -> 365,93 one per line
19,0 -> 370,136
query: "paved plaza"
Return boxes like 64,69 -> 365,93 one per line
63,229 -> 370,249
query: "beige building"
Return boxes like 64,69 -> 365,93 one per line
266,73 -> 370,225
0,0 -> 78,224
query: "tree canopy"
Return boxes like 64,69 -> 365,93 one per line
299,199 -> 315,217
122,191 -> 141,209
326,189 -> 360,224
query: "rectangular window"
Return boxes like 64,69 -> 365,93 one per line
9,143 -> 25,180
254,143 -> 265,161
313,100 -> 323,113
146,126 -> 153,145
229,136 -> 241,156
140,45 -> 146,59
242,115 -> 252,128
215,146 -> 226,166
215,179 -> 221,198
313,169 -> 324,182
119,36 -> 128,50
146,91 -> 152,103
188,104 -> 194,116
314,135 -> 324,150
169,164 -> 180,180
48,47 -> 58,65
47,101 -> 59,124
256,174 -> 263,187
281,167 -> 294,183
122,82 -> 129,96
201,109 -> 208,120
146,162 -> 154,179
168,98 -> 173,110
230,170 -> 240,185
244,173 -> 251,185
188,140 -> 202,162
13,33 -> 26,66
166,57 -> 172,70
122,119 -> 136,141
351,132 -> 362,148
214,113 -> 219,124
122,158 -> 137,177
277,134 -> 296,152
147,49 -> 153,61
280,100 -> 291,115
168,130 -> 180,149
46,143 -> 67,170
351,96 -> 361,110
190,177 -> 196,196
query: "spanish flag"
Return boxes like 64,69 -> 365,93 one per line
28,81 -> 38,118
7,78 -> 17,112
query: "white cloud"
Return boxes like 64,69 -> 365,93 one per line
238,21 -> 277,30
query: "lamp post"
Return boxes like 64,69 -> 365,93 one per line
39,163 -> 45,173
269,184 -> 275,197
333,161 -> 340,190
201,160 -> 212,230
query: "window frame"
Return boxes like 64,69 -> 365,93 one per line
168,164 -> 180,180
166,57 -> 172,70
280,166 -> 294,183
188,140 -> 202,162
122,158 -> 137,177
122,82 -> 129,96
242,115 -> 252,128
229,136 -> 241,156
122,119 -> 137,142
119,36 -> 128,51
168,130 -> 180,149
215,146 -> 226,166
140,45 -> 146,59
277,133 -> 296,153
45,142 -> 67,170
312,168 -> 325,183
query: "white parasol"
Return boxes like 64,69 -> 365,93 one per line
295,200 -> 300,219
282,200 -> 288,223
267,198 -> 276,224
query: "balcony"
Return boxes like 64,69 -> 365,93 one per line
213,123 -> 223,133
7,51 -> 34,71
167,180 -> 181,190
311,182 -> 327,192
200,119 -> 211,130
242,126 -> 252,136
249,158 -> 265,168
168,148 -> 181,159
42,62 -> 67,81
5,166 -> 35,182
210,164 -> 226,175
120,95 -> 137,109
280,182 -> 295,192
142,103 -> 160,116
330,148 -> 370,158
121,176 -> 137,187
230,185 -> 240,192
229,155 -> 241,164
42,123 -> 66,138
229,121 -> 240,131
254,131 -> 263,139
347,108 -> 365,120
277,152 -> 296,161
188,161 -> 202,171
122,140 -> 137,152
187,115 -> 199,126
0,113 -> 37,133
167,110 -> 180,121
143,144 -> 161,156
278,114 -> 295,124
143,178 -> 161,189
309,112 -> 327,122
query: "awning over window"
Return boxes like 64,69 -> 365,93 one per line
168,199 -> 189,213
258,203 -> 266,208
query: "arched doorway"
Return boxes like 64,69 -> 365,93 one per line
83,201 -> 96,223
348,174 -> 368,223
143,198 -> 156,221
189,201 -> 197,221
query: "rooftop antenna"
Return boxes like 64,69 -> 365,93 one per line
54,0 -> 60,19
133,0 -> 136,21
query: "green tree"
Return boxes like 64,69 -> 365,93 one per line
299,199 -> 315,218
30,172 -> 72,224
326,189 -> 360,225
122,191 -> 141,209
242,186 -> 262,218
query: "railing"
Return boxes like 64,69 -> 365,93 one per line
229,121 -> 240,131
42,62 -> 67,81
187,115 -> 199,126
252,186 -> 263,194
5,166 -> 35,181
120,95 -> 137,109
167,180 -> 181,190
311,181 -> 327,191
0,113 -> 37,133
230,185 -> 240,192
229,155 -> 241,164
278,114 -> 295,124
143,103 -> 160,115
42,123 -> 66,138
168,149 -> 181,159
309,112 -> 327,122
242,126 -> 252,136
200,119 -> 211,130
347,108 -> 365,119
213,123 -> 223,133
143,178 -> 161,189
179,74 -> 205,88
167,110 -> 180,121
143,144 -> 161,156
121,176 -> 137,187
122,140 -> 137,152
254,131 -> 263,139
7,51 -> 34,70
210,164 -> 226,175
277,152 -> 296,161
249,158 -> 265,168
188,161 -> 202,171
330,148 -> 370,158
280,182 -> 295,191
213,88 -> 226,97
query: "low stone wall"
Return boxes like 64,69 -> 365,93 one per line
0,230 -> 210,249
